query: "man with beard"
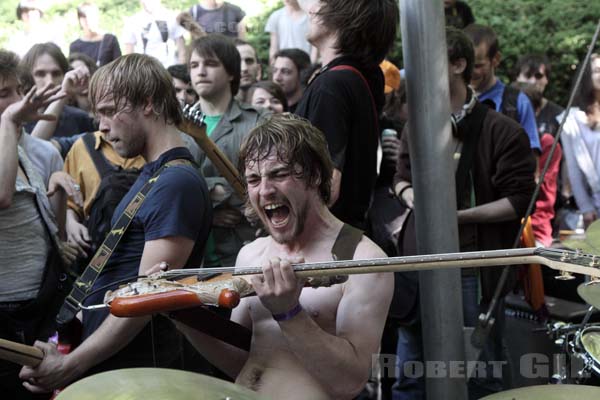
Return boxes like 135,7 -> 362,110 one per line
295,0 -> 399,230
175,114 -> 393,400
235,39 -> 262,103
272,48 -> 310,113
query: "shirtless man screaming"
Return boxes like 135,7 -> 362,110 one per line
177,113 -> 393,399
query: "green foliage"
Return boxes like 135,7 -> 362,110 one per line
388,0 -> 599,105
469,0 -> 600,106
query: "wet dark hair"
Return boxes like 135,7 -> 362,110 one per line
464,24 -> 499,59
238,113 -> 333,203
247,80 -> 288,111
189,35 -> 241,96
446,27 -> 475,84
316,0 -> 399,66
89,53 -> 182,125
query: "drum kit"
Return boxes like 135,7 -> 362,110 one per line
478,280 -> 600,399
54,367 -> 266,400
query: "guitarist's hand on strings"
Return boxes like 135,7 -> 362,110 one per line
20,341 -> 80,393
251,257 -> 306,319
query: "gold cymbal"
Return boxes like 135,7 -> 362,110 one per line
481,385 -> 600,400
578,280 -> 600,308
55,368 -> 266,400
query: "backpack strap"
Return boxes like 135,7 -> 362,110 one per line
82,132 -> 114,178
331,223 -> 364,261
330,65 -> 380,137
56,159 -> 192,331
501,84 -> 520,123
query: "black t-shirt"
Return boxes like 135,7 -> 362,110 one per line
537,99 -> 564,137
190,2 -> 245,37
25,105 -> 96,138
69,34 -> 122,66
295,56 -> 384,230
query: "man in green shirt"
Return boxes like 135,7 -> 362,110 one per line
189,34 -> 269,267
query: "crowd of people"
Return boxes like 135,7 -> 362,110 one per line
1,0 -> 599,399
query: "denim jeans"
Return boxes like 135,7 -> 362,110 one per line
391,323 -> 425,400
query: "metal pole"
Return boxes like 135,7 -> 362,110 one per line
399,1 -> 467,399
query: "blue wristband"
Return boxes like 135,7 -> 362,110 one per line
272,304 -> 303,322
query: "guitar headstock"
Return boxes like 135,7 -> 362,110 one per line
534,247 -> 600,279
179,104 -> 207,141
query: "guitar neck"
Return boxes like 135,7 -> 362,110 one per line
0,338 -> 43,367
229,247 -> 600,279
178,114 -> 246,198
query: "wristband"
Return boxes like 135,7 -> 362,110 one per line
272,303 -> 303,322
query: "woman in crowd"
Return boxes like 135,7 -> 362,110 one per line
69,2 -> 121,66
560,53 -> 600,228
248,80 -> 287,114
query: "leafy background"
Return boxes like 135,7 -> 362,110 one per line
1,0 -> 598,104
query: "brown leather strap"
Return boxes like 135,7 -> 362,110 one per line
331,224 -> 364,261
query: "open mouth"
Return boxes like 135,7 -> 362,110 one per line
264,203 -> 290,227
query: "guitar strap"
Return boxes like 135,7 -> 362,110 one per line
331,223 -> 364,261
56,159 -> 192,331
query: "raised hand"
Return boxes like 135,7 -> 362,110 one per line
60,67 -> 90,99
47,171 -> 84,208
2,84 -> 64,126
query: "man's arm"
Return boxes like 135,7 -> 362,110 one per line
0,86 -> 62,207
328,168 -> 342,207
176,36 -> 187,64
20,236 -> 195,392
269,32 -> 279,64
0,114 -> 19,209
175,299 -> 252,379
457,197 -> 517,224
31,68 -> 89,140
252,240 -> 393,399
174,240 -> 262,378
123,43 -> 135,55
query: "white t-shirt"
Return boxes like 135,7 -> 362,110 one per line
19,131 -> 63,188
265,7 -> 312,54
122,10 -> 184,67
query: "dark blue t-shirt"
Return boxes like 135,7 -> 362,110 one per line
82,147 -> 212,338
25,105 -> 96,138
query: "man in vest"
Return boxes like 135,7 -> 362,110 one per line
175,113 -> 393,399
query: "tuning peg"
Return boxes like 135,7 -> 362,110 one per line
555,270 -> 576,280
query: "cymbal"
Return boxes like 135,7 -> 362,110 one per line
55,368 -> 266,400
578,281 -> 600,308
481,385 -> 600,399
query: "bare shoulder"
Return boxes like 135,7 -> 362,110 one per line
353,234 -> 388,260
235,236 -> 271,266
